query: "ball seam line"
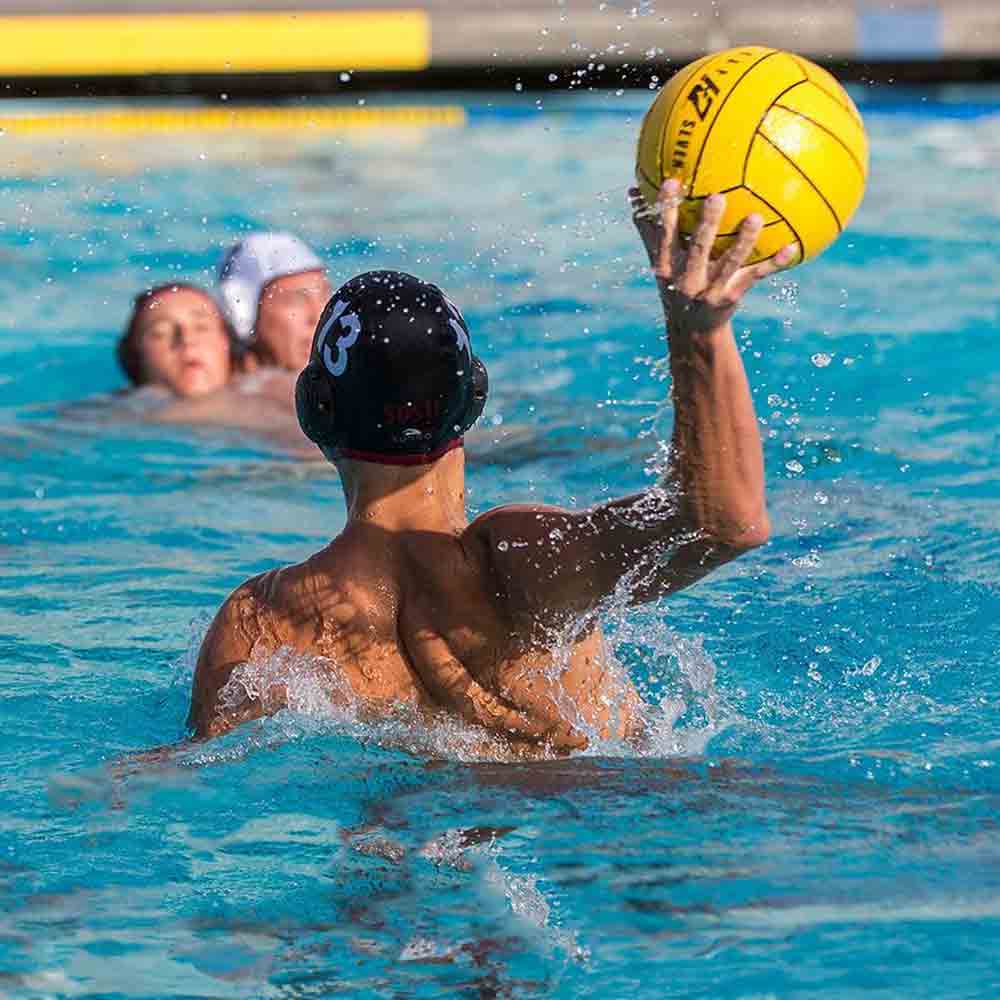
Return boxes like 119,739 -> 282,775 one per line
789,53 -> 862,125
772,102 -> 868,179
684,184 -> 745,202
744,185 -> 806,260
636,162 -> 661,198
756,129 -> 843,233
689,48 -> 780,198
741,78 -> 809,186
658,53 -> 716,187
714,218 -> 786,239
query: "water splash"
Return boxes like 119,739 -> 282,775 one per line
482,849 -> 589,964
417,826 -> 590,965
173,592 -> 733,765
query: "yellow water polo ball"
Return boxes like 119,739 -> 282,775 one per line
636,46 -> 869,267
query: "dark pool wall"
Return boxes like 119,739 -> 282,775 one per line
0,0 -> 999,98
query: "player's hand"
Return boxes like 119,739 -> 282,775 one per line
630,180 -> 798,337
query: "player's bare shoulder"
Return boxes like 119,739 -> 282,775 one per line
469,502 -> 576,545
188,564 -> 312,738
188,578 -> 255,738
464,502 -> 584,625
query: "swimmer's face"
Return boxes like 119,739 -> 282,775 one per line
134,288 -> 231,397
255,269 -> 332,372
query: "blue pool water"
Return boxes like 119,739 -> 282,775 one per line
1,89 -> 999,997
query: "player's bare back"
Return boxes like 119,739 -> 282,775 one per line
189,493 -> 635,754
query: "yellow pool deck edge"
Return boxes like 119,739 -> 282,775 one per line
0,11 -> 430,76
0,105 -> 467,135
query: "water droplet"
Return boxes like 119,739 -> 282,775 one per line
785,459 -> 803,474
811,352 -> 832,367
860,655 -> 881,675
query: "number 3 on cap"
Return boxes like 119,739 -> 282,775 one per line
319,300 -> 362,377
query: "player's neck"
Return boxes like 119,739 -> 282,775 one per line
336,448 -> 468,535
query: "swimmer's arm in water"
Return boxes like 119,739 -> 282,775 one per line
470,183 -> 798,625
188,578 -> 281,739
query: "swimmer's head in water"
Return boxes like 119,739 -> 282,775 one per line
295,270 -> 489,464
256,269 -> 331,372
218,233 -> 329,371
118,284 -> 232,398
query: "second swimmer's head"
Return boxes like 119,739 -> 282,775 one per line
295,270 -> 489,464
218,233 -> 331,372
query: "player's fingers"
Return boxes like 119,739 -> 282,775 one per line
629,185 -> 661,269
711,213 -> 763,291
630,196 -> 657,228
730,242 -> 800,296
684,193 -> 725,285
655,178 -> 681,278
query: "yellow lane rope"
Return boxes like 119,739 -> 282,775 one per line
0,11 -> 430,76
0,105 -> 467,136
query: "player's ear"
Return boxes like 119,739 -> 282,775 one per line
295,362 -> 338,448
460,356 -> 489,433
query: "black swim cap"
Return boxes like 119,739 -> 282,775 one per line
295,270 -> 489,463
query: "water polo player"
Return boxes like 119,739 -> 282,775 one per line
217,232 -> 331,373
118,283 -> 234,398
116,271 -> 312,450
189,184 -> 797,752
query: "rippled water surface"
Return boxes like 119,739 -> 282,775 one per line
1,89 -> 999,997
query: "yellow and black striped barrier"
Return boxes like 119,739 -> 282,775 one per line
0,105 -> 467,136
0,11 -> 430,77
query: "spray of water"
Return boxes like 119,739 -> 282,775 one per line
173,575 -> 734,766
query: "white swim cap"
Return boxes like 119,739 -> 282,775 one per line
217,232 -> 325,343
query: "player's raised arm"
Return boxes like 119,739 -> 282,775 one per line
470,180 -> 798,629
